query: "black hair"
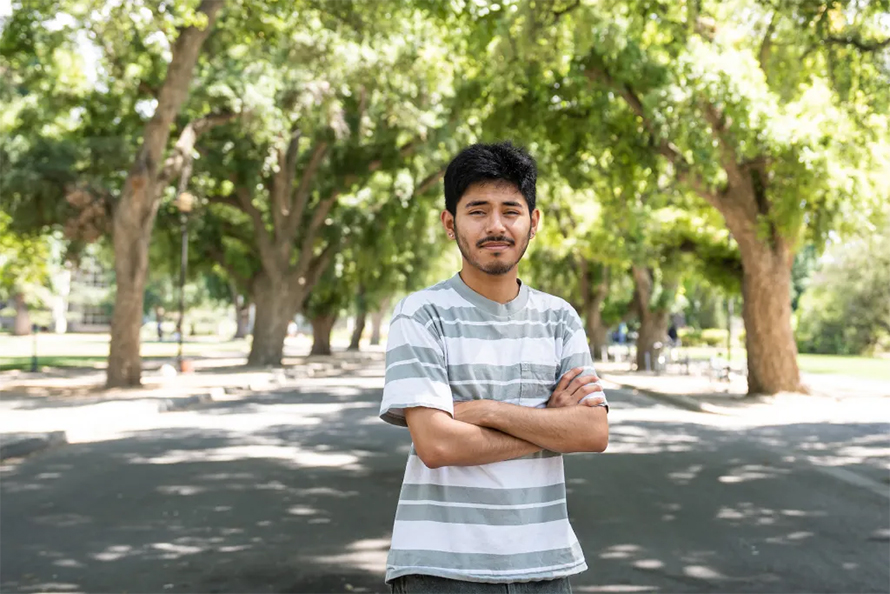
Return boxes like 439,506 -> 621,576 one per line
443,141 -> 537,216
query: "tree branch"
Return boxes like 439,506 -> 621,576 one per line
296,241 -> 338,307
552,0 -> 581,20
287,141 -> 330,238
293,190 -> 340,278
584,63 -> 722,207
826,35 -> 890,52
758,11 -> 777,79
271,126 -> 302,238
158,111 -> 237,187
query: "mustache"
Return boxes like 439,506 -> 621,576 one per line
477,236 -> 515,248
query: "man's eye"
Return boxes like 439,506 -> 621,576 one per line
470,211 -> 484,215
506,211 -> 520,216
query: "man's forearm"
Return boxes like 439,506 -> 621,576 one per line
405,407 -> 541,468
477,403 -> 608,453
435,421 -> 542,467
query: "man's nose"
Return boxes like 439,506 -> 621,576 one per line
485,213 -> 507,235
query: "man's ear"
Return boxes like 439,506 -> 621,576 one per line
530,208 -> 541,238
441,210 -> 455,239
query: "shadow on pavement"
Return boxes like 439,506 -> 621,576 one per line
1,372 -> 888,593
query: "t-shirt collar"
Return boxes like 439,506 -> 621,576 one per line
449,272 -> 529,317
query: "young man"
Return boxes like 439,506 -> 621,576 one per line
379,141 -> 609,593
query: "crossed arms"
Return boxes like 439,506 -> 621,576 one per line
404,369 -> 609,469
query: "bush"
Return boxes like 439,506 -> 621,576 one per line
701,328 -> 729,347
795,229 -> 890,355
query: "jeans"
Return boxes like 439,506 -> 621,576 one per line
390,574 -> 573,594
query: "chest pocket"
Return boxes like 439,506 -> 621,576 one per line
519,360 -> 559,406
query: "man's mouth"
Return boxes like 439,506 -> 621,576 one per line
479,242 -> 513,251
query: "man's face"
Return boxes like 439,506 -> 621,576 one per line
442,182 -> 540,276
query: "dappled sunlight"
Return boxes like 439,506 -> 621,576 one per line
667,464 -> 703,485
307,537 -> 391,574
765,531 -> 815,545
574,586 -> 659,593
683,565 -> 725,579
718,464 -> 790,484
127,443 -> 368,470
715,503 -> 826,526
599,544 -> 643,560
606,423 -> 701,455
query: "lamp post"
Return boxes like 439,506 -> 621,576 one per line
174,191 -> 195,372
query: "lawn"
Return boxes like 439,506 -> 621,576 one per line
0,332 -> 251,371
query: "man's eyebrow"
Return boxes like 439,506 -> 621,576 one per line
464,200 -> 525,209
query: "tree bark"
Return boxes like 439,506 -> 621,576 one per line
348,286 -> 367,351
369,296 -> 392,346
584,65 -> 803,394
579,262 -> 609,360
632,266 -> 671,371
13,293 -> 31,336
739,236 -> 801,394
234,299 -> 251,339
247,273 -> 299,366
310,313 -> 338,356
636,311 -> 670,371
106,0 -> 222,388
228,280 -> 251,339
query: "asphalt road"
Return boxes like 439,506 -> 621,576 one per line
1,364 -> 888,594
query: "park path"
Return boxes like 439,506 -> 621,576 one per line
1,358 -> 888,593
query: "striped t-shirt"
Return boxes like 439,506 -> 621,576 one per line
379,273 -> 607,584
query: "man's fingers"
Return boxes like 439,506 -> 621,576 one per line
581,394 -> 607,407
555,368 -> 584,393
567,374 -> 599,394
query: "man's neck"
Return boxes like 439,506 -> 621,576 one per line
459,265 -> 520,304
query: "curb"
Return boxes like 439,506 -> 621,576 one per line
601,377 -> 736,415
157,393 -> 215,413
0,431 -> 68,461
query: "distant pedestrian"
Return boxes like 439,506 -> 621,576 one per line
380,142 -> 609,593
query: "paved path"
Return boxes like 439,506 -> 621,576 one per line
1,362 -> 888,593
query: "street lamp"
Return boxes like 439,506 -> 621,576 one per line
174,191 -> 195,372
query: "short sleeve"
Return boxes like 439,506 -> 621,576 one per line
558,306 -> 609,412
379,301 -> 453,427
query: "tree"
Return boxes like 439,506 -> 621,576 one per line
196,5 -> 457,366
1,0 -> 229,385
0,214 -> 57,335
105,1 -> 223,386
796,222 -> 890,355
450,0 -> 889,393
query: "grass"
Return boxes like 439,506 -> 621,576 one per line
3,332 -> 888,381
797,353 -> 890,382
0,332 -> 252,371
613,344 -> 890,382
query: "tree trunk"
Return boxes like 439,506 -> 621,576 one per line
631,266 -> 671,371
310,313 -> 337,356
234,300 -> 251,339
13,293 -> 31,336
369,297 -> 392,346
107,234 -> 151,386
228,281 -> 251,339
247,274 -> 298,366
348,285 -> 367,351
349,310 -> 366,351
739,241 -> 801,394
579,261 -> 609,360
636,311 -> 670,371
719,183 -> 802,394
105,1 -> 222,388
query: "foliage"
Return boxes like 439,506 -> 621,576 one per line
796,225 -> 890,355
0,212 -> 59,308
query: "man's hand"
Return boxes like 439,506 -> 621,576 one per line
547,367 -> 606,408
453,400 -> 494,426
